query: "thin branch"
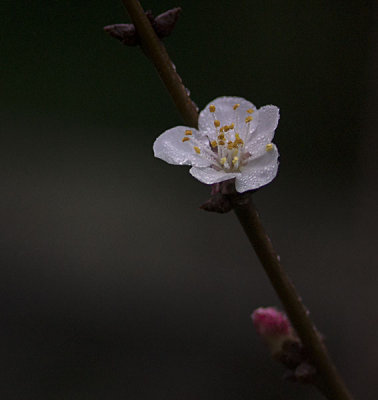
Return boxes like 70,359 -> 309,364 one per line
122,0 -> 199,128
231,196 -> 354,400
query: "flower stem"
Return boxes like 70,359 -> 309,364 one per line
119,1 -> 354,399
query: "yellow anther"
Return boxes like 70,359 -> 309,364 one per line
185,129 -> 192,135
235,133 -> 244,145
210,140 -> 217,148
233,142 -> 239,148
245,116 -> 253,123
232,156 -> 239,165
218,140 -> 225,146
182,137 -> 190,142
265,143 -> 274,152
229,123 -> 235,129
224,125 -> 230,132
247,108 -> 254,114
214,120 -> 220,128
209,105 -> 216,113
233,104 -> 240,110
194,146 -> 201,154
227,141 -> 234,150
218,134 -> 225,140
220,157 -> 227,165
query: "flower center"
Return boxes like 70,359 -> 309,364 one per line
180,103 -> 274,173
208,103 -> 254,172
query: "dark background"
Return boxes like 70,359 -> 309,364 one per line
1,1 -> 377,399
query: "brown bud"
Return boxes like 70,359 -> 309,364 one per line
294,362 -> 317,383
103,24 -> 138,46
200,193 -> 233,213
104,7 -> 182,47
154,7 -> 182,38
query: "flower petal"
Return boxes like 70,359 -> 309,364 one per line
245,105 -> 280,155
153,126 -> 212,167
189,166 -> 239,185
199,96 -> 257,140
255,105 -> 280,133
235,145 -> 279,192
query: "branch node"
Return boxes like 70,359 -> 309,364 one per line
200,180 -> 256,213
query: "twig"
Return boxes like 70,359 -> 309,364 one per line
122,0 -> 198,128
231,195 -> 353,400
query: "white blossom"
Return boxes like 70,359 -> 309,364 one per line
153,96 -> 280,193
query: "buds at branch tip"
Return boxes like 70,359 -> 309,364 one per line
103,7 -> 182,46
154,7 -> 182,38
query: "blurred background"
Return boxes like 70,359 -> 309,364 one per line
0,0 -> 377,399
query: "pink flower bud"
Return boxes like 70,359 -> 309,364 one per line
252,307 -> 291,336
252,307 -> 295,355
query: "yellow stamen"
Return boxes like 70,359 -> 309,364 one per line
214,120 -> 220,128
245,116 -> 253,123
182,137 -> 190,142
185,129 -> 192,135
229,123 -> 235,129
194,146 -> 201,154
220,157 -> 227,165
209,105 -> 216,113
235,133 -> 244,145
220,126 -> 224,132
210,140 -> 217,148
224,125 -> 230,132
218,140 -> 225,146
232,156 -> 239,165
233,104 -> 240,110
265,143 -> 274,152
247,108 -> 254,114
233,142 -> 239,148
218,134 -> 225,140
227,141 -> 233,150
